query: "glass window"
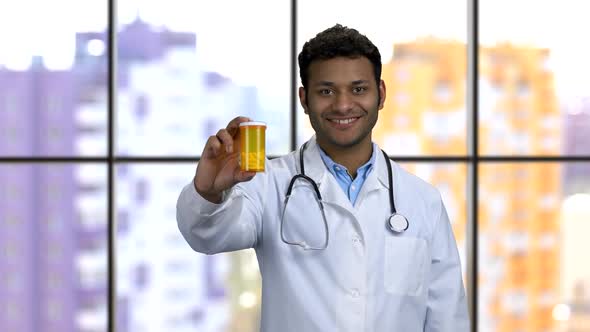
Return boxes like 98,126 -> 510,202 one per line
400,162 -> 468,277
480,0 -> 590,155
297,0 -> 467,156
116,0 -> 291,156
0,0 -> 108,157
116,164 -> 261,332
478,163 -> 590,331
0,164 -> 108,331
5,2 -> 590,331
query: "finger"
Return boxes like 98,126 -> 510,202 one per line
216,129 -> 234,153
226,116 -> 253,136
203,135 -> 222,158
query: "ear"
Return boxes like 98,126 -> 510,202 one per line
298,87 -> 309,114
378,79 -> 386,110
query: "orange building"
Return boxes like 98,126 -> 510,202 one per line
480,44 -> 561,332
378,39 -> 561,332
376,37 -> 468,262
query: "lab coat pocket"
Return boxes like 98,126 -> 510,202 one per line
384,237 -> 428,296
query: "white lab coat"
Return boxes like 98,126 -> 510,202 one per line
176,138 -> 470,332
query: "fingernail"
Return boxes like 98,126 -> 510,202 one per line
226,145 -> 232,153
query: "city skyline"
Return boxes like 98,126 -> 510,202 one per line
2,0 -> 590,100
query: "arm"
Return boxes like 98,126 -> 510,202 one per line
176,116 -> 261,255
176,176 -> 263,255
424,198 -> 471,332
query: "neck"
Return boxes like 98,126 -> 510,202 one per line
317,139 -> 373,178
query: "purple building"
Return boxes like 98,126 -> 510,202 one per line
564,98 -> 590,194
0,164 -> 35,332
0,27 -> 101,332
0,64 -> 80,331
1,17 -> 264,332
0,70 -> 36,155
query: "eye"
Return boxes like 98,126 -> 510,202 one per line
319,89 -> 334,95
352,86 -> 367,94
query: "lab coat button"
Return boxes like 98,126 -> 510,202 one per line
352,235 -> 361,244
351,289 -> 360,298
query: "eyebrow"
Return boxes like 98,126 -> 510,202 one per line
314,80 -> 370,87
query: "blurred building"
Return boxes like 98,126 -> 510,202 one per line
376,37 -> 466,156
113,19 -> 284,157
377,39 -> 564,331
376,38 -> 468,274
3,13 -> 588,332
479,44 -> 561,332
0,61 -> 107,331
0,18 -> 263,332
563,98 -> 590,194
110,19 -> 261,332
0,19 -> 103,329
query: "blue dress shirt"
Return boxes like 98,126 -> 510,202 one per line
318,144 -> 377,205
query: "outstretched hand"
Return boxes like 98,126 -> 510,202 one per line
194,116 -> 257,203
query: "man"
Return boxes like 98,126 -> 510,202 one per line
177,24 -> 470,331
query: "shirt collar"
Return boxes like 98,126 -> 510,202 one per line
299,137 -> 392,190
317,143 -> 377,179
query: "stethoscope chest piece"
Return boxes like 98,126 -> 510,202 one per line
388,213 -> 409,234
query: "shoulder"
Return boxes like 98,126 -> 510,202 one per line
237,153 -> 297,192
391,160 -> 443,210
389,161 -> 448,239
267,151 -> 298,174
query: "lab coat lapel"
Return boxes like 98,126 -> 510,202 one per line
365,146 -> 391,193
303,138 -> 354,211
354,145 -> 390,207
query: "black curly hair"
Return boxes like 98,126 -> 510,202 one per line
298,24 -> 382,92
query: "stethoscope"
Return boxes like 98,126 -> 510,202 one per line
280,141 -> 409,250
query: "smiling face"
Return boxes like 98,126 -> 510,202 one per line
299,56 -> 386,154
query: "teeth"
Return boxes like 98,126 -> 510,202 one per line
331,118 -> 356,124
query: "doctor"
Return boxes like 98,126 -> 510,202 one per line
177,24 -> 470,331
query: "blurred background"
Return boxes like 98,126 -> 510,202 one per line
1,0 -> 590,331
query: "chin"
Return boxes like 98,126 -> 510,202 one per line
326,136 -> 364,149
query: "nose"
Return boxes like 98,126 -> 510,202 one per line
333,92 -> 354,113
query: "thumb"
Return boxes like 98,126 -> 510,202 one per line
235,170 -> 257,183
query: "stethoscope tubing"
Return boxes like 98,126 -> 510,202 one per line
281,141 -> 408,250
298,141 -> 398,215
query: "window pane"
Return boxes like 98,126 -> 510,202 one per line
480,0 -> 590,156
399,162 -> 468,278
0,164 -> 108,332
297,0 -> 467,155
116,164 -> 261,332
116,1 -> 291,156
0,0 -> 107,157
478,163 -> 590,331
